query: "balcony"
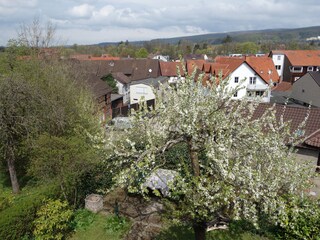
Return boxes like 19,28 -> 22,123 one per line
246,84 -> 268,91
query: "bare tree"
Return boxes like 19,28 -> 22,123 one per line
17,17 -> 56,48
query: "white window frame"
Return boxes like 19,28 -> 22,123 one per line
249,77 -> 256,85
290,66 -> 303,73
275,65 -> 281,70
136,86 -> 147,94
234,77 -> 239,83
307,66 -> 314,71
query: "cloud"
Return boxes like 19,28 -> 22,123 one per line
1,0 -> 320,45
68,4 -> 94,18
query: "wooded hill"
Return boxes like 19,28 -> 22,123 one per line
97,25 -> 320,46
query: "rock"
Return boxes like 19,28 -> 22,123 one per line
143,169 -> 178,197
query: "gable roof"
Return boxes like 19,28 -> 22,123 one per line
308,71 -> 320,87
186,60 -> 206,75
214,56 -> 279,84
245,56 -> 279,83
271,50 -> 320,66
159,62 -> 186,77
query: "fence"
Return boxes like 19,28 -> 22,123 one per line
112,99 -> 155,119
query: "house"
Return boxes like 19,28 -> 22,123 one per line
130,76 -> 168,104
212,56 -> 279,102
159,61 -> 186,84
291,71 -> 320,107
269,50 -> 320,83
77,72 -> 113,122
151,54 -> 170,62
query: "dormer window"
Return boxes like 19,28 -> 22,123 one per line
290,66 -> 303,73
307,66 -> 314,71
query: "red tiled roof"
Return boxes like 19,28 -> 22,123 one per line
272,81 -> 292,92
214,56 -> 280,84
186,60 -> 206,75
271,50 -> 320,66
160,61 -> 186,77
214,56 -> 245,78
245,56 -> 280,83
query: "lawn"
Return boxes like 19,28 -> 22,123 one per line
69,213 -> 131,240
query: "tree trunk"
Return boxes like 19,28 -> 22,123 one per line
187,137 -> 200,177
6,146 -> 20,194
193,222 -> 206,240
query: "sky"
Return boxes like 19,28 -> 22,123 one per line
1,0 -> 320,46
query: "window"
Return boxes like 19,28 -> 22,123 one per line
290,66 -> 303,73
275,65 -> 281,70
255,91 -> 264,97
307,66 -> 314,71
234,77 -> 239,83
249,77 -> 256,85
136,87 -> 147,94
233,91 -> 238,97
277,55 -> 281,60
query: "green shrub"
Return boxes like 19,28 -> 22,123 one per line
277,197 -> 320,240
105,215 -> 131,234
33,199 -> 73,240
0,185 -> 58,240
72,209 -> 96,231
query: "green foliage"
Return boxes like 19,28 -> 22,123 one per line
77,162 -> 115,205
69,214 -> 131,240
28,133 -> 100,205
155,223 -> 270,240
0,185 -> 59,240
101,74 -> 118,93
105,215 -> 130,233
72,209 -> 96,231
136,47 -> 149,58
33,199 -> 73,240
277,197 -> 320,240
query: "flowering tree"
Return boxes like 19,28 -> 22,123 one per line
105,72 -> 310,240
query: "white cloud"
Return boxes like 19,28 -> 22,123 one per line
1,0 -> 320,45
69,4 -> 94,18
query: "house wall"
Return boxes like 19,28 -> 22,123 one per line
291,74 -> 320,107
227,63 -> 270,102
272,54 -> 285,81
116,81 -> 130,104
130,84 -> 155,104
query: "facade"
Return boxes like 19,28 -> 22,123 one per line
129,77 -> 167,104
291,71 -> 320,107
269,50 -> 320,83
212,56 -> 280,102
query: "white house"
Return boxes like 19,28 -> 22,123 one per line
213,56 -> 280,103
270,52 -> 285,81
130,77 -> 167,104
112,72 -> 131,104
227,62 -> 271,102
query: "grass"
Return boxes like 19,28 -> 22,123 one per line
69,213 -> 131,240
155,224 -> 271,240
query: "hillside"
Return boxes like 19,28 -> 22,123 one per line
97,25 -> 320,46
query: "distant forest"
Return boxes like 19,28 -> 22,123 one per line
2,25 -> 320,60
